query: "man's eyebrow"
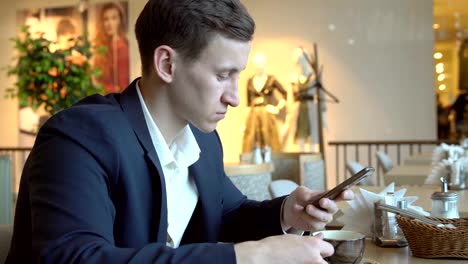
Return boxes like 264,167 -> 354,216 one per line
218,66 -> 245,73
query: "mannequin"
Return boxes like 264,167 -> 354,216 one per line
286,47 -> 327,152
242,53 -> 287,153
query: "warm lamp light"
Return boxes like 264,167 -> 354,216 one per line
252,53 -> 266,66
433,24 -> 440,29
437,74 -> 446,81
434,52 -> 443,59
436,63 -> 444,73
438,84 -> 446,91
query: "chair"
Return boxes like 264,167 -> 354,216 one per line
299,154 -> 326,191
376,151 -> 394,174
346,160 -> 374,185
0,224 -> 12,263
0,155 -> 12,225
240,152 -> 325,191
268,179 -> 299,198
225,162 -> 273,201
346,160 -> 365,175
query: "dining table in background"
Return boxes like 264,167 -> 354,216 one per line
403,152 -> 433,166
384,164 -> 432,185
348,185 -> 468,217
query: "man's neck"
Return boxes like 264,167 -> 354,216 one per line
139,76 -> 185,145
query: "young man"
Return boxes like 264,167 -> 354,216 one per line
7,0 -> 353,263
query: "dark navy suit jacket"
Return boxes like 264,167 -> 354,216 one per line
7,79 -> 285,263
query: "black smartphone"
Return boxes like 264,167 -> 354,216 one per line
311,166 -> 375,209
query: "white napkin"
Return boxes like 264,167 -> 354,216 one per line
425,158 -> 452,185
426,157 -> 468,185
336,183 -> 429,237
432,143 -> 464,166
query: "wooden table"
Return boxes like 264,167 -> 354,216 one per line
384,164 -> 432,185
362,239 -> 467,263
404,152 -> 433,166
333,186 -> 468,263
331,185 -> 468,229
346,185 -> 468,217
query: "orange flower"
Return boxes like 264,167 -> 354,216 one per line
48,67 -> 59,77
66,50 -> 87,66
60,87 -> 67,99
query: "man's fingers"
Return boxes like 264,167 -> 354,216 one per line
320,240 -> 334,258
307,236 -> 334,258
334,189 -> 355,201
305,204 -> 333,223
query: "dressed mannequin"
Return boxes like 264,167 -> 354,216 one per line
242,53 -> 287,153
284,48 -> 327,152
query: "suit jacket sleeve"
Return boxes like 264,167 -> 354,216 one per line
10,108 -> 236,264
208,131 -> 286,242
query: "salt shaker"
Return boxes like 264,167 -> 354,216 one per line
431,177 -> 460,219
373,193 -> 408,247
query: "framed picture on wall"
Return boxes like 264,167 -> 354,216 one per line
15,1 -> 129,146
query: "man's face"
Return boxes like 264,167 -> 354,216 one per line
169,34 -> 251,133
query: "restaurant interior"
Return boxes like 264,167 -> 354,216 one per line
1,0 -> 468,263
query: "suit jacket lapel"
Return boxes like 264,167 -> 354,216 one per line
187,148 -> 222,242
120,78 -> 168,242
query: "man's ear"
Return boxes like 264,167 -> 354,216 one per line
153,45 -> 175,83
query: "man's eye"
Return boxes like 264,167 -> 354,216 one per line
217,74 -> 229,81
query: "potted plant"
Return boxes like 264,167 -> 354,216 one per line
5,25 -> 104,117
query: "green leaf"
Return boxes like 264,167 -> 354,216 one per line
4,24 -> 107,116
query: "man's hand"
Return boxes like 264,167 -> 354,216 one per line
282,186 -> 354,231
235,233 -> 333,264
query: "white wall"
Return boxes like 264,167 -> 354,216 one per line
0,0 -> 436,186
218,0 -> 436,186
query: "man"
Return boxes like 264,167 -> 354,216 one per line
7,0 -> 353,263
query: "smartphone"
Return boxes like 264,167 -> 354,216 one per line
311,166 -> 375,209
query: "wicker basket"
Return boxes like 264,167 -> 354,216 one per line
396,215 -> 468,259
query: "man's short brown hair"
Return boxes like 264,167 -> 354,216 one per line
135,0 -> 255,75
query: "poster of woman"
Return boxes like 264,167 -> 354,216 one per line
15,1 -> 129,148
92,2 -> 129,93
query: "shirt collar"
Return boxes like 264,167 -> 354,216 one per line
136,82 -> 200,168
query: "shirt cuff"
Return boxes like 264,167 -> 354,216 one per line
280,195 -> 305,236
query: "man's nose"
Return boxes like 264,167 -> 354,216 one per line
222,81 -> 240,107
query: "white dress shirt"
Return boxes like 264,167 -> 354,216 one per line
136,83 -> 200,248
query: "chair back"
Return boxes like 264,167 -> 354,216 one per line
0,155 -> 12,224
346,160 -> 365,175
226,162 -> 273,201
346,160 -> 374,185
268,179 -> 299,198
376,151 -> 394,174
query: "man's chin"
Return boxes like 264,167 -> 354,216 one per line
192,123 -> 217,134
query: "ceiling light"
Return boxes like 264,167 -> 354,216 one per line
436,63 -> 444,73
438,84 -> 446,91
434,52 -> 443,59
